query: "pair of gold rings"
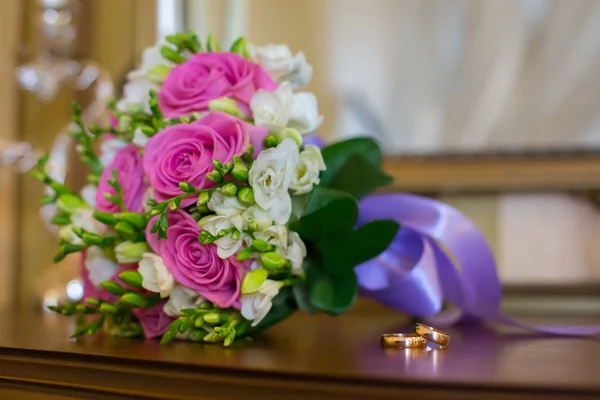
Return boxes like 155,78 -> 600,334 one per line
381,323 -> 450,350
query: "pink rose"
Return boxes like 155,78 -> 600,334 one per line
143,112 -> 266,206
133,301 -> 175,339
96,144 -> 146,213
146,210 -> 248,309
159,52 -> 278,118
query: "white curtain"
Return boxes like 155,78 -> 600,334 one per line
325,0 -> 600,153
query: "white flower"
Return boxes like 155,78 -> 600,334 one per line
132,127 -> 149,148
288,93 -> 323,134
127,42 -> 169,81
138,252 -> 175,298
199,215 -> 246,259
80,184 -> 96,208
241,279 -> 283,326
242,205 -> 273,231
284,231 -> 307,275
290,145 -> 326,195
208,190 -> 246,217
115,241 -> 150,264
282,52 -> 313,90
251,44 -> 312,89
249,139 -> 299,224
85,246 -> 118,287
251,44 -> 295,81
255,225 -> 288,248
163,285 -> 204,317
73,208 -> 108,236
250,82 -> 293,133
99,138 -> 128,167
116,79 -> 160,114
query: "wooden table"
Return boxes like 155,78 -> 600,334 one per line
1,306 -> 600,400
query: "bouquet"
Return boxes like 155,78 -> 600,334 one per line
35,33 -> 400,346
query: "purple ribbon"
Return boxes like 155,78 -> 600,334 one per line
357,193 -> 600,336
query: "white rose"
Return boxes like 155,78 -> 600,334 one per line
241,279 -> 283,326
255,224 -> 288,249
250,82 -> 293,133
85,246 -> 118,287
249,139 -> 299,224
288,93 -> 323,134
251,44 -> 295,81
99,138 -> 128,167
242,205 -> 273,231
199,215 -> 246,259
80,184 -> 97,208
138,252 -> 175,298
284,231 -> 307,275
290,145 -> 326,195
132,127 -> 149,148
208,190 -> 246,217
163,285 -> 204,317
282,52 -> 313,90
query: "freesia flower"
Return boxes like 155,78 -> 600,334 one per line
96,144 -> 146,213
207,190 -> 246,216
249,139 -> 299,224
143,112 -> 266,206
288,93 -> 323,134
251,44 -> 312,89
84,246 -> 118,287
284,231 -> 307,275
146,210 -> 248,308
132,127 -> 150,148
163,285 -> 205,317
59,208 -> 109,245
250,82 -> 293,133
290,144 -> 326,194
241,279 -> 283,326
159,52 -> 278,118
241,205 -> 273,231
99,138 -> 128,167
199,214 -> 246,259
255,224 -> 288,248
138,252 -> 175,298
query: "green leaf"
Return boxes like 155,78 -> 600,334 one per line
290,186 -> 358,244
247,287 -> 297,334
292,283 -> 319,314
306,265 -> 358,315
325,154 -> 393,199
320,137 -> 382,187
321,219 -> 400,275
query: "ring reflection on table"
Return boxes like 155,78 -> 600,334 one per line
414,323 -> 451,349
381,333 -> 428,349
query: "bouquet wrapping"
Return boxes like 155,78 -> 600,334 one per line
36,33 -> 401,345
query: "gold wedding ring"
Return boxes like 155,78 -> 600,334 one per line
381,333 -> 427,349
414,323 -> 451,349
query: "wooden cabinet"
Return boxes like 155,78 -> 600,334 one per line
1,308 -> 600,399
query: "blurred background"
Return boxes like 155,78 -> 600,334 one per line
2,0 -> 600,313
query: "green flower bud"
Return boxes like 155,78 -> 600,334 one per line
261,252 -> 287,270
203,331 -> 222,343
212,160 -> 223,171
101,281 -> 127,295
252,239 -> 272,252
197,191 -> 211,206
241,268 -> 268,294
194,317 -> 204,328
248,221 -> 260,232
230,37 -> 251,59
160,45 -> 187,64
147,64 -> 172,83
206,33 -> 221,52
208,97 -> 245,119
56,194 -> 87,213
115,241 -> 150,263
237,187 -> 254,205
93,210 -> 117,225
279,127 -> 303,147
221,182 -> 238,197
50,213 -> 71,226
189,330 -> 204,342
118,115 -> 133,131
206,170 -> 222,182
231,163 -> 248,182
115,221 -> 136,240
264,134 -> 280,148
204,313 -> 228,324
236,247 -> 254,261
118,270 -> 144,289
81,232 -> 105,246
99,302 -> 119,314
120,292 -> 148,308
231,229 -> 241,241
85,298 -> 101,307
118,212 -> 147,229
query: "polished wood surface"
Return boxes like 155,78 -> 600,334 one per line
1,305 -> 600,399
